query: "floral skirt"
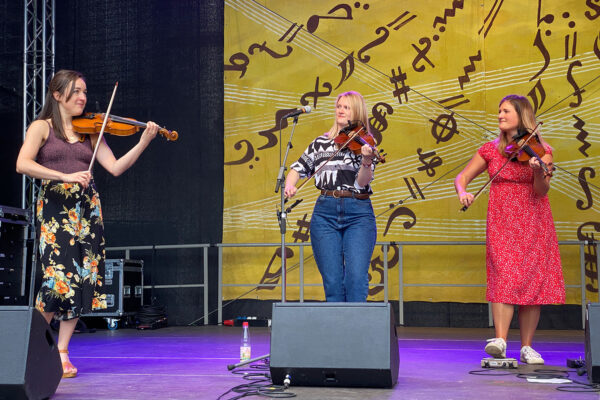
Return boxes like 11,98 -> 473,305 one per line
35,180 -> 107,320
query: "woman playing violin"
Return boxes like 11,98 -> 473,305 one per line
284,90 -> 377,302
454,94 -> 564,365
15,70 -> 158,378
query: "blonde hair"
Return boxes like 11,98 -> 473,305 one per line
497,94 -> 548,157
326,91 -> 372,140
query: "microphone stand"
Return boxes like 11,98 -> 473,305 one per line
227,353 -> 270,370
275,115 -> 300,303
227,117 -> 300,377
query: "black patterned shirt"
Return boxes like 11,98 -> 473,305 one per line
290,134 -> 375,194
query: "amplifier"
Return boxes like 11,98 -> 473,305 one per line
0,206 -> 32,305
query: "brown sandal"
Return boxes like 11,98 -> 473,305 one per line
59,349 -> 78,378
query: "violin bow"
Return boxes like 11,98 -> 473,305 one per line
87,82 -> 119,172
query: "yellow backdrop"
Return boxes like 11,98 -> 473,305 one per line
224,0 -> 600,304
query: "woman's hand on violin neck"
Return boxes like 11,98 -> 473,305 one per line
62,170 -> 92,188
361,144 -> 374,162
528,154 -> 554,178
458,191 -> 474,207
284,184 -> 297,199
528,156 -> 541,168
140,121 -> 159,144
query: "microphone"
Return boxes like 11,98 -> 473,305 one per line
282,105 -> 311,119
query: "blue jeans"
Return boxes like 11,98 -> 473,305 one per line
310,195 -> 377,302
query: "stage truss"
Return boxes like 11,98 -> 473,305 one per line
22,0 -> 54,234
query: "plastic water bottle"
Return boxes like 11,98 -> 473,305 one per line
240,321 -> 251,361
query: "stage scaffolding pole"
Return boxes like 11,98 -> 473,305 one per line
22,0 -> 55,303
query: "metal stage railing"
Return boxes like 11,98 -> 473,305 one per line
106,240 -> 597,328
105,244 -> 210,325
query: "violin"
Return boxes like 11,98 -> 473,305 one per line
333,121 -> 386,163
460,123 -> 552,212
505,128 -> 553,176
72,112 -> 178,141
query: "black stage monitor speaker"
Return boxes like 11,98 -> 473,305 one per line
0,306 -> 62,400
270,302 -> 399,388
585,302 -> 600,384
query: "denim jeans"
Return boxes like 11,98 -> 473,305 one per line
310,195 -> 377,302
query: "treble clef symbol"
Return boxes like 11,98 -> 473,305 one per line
429,111 -> 459,143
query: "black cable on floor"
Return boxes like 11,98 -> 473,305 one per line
468,367 -> 600,393
468,369 -> 515,376
217,359 -> 296,399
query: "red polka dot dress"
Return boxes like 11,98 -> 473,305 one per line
478,141 -> 565,305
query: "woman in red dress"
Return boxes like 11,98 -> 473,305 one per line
454,94 -> 565,364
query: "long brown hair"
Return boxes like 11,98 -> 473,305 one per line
326,91 -> 372,140
37,69 -> 85,141
496,94 -> 548,157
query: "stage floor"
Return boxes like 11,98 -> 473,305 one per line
51,325 -> 597,399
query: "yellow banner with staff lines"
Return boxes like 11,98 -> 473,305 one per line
224,0 -> 600,303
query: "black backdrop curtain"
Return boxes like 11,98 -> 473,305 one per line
0,0 -> 223,325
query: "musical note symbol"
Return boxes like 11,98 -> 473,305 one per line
429,112 -> 459,143
527,79 -> 546,113
530,30 -> 551,81
404,177 -> 425,200
224,139 -> 256,168
306,4 -> 354,34
248,41 -> 293,59
257,247 -> 293,291
584,241 -> 598,293
536,0 -> 554,27
390,66 -> 409,104
561,11 -> 577,59
335,51 -> 355,90
576,167 -> 595,211
383,206 -> 417,236
291,214 -> 311,242
585,1 -> 600,20
411,37 -> 434,72
257,213 -> 311,290
573,115 -> 591,157
254,110 -> 293,151
566,60 -> 585,108
300,76 -> 332,108
357,26 -> 389,63
458,51 -> 482,90
387,11 -> 417,30
416,148 -> 443,177
368,244 -> 399,296
224,52 -> 250,78
478,0 -> 504,37
279,23 -> 303,43
577,222 -> 600,294
369,102 -> 394,145
440,94 -> 470,109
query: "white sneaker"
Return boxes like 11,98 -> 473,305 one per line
520,346 -> 544,364
485,338 -> 507,358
